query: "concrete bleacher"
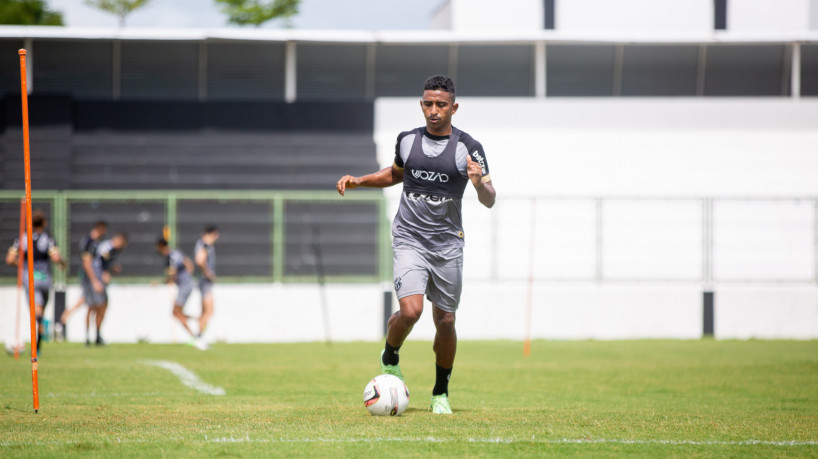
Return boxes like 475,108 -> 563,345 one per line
0,97 -> 382,280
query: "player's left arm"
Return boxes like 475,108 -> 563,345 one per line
466,144 -> 496,208
48,237 -> 67,270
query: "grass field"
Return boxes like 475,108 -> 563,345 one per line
1,339 -> 817,457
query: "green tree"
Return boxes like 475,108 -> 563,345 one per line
84,0 -> 149,27
0,0 -> 64,25
215,0 -> 299,27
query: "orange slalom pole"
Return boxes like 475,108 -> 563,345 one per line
19,49 -> 40,413
14,200 -> 25,360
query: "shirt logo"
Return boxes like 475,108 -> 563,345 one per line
471,150 -> 487,175
411,169 -> 449,183
394,277 -> 402,291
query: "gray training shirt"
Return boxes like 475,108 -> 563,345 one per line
194,238 -> 215,277
392,126 -> 491,251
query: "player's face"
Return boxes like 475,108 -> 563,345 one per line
420,90 -> 458,135
204,232 -> 220,244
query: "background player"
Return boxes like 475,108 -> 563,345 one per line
336,75 -> 496,414
155,238 -> 206,350
194,226 -> 219,345
87,232 -> 128,346
5,210 -> 67,353
60,220 -> 108,342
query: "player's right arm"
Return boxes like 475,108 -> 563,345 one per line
81,244 -> 104,292
336,165 -> 404,196
337,132 -> 409,196
5,244 -> 18,266
195,247 -> 215,281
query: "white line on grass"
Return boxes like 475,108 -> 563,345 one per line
204,436 -> 818,447
143,360 -> 225,396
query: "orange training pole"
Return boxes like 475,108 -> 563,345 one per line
14,199 -> 25,360
19,49 -> 40,413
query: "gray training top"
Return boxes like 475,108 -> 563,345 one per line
166,249 -> 193,287
194,238 -> 215,277
392,126 -> 491,251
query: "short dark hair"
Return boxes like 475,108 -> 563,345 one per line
93,221 -> 108,230
156,238 -> 168,247
203,225 -> 219,235
423,75 -> 456,100
31,210 -> 46,228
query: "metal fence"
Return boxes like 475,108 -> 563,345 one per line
3,191 -> 816,286
0,190 -> 391,285
452,196 -> 818,285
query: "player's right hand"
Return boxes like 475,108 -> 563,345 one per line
92,280 -> 104,293
336,175 -> 360,196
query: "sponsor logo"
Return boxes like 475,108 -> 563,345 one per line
405,192 -> 452,203
458,231 -> 464,238
394,277 -> 402,291
471,150 -> 487,174
410,169 -> 449,183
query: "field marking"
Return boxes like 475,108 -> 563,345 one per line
2,437 -> 816,448
205,436 -> 818,447
143,360 -> 225,396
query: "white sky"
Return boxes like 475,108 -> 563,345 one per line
46,0 -> 443,29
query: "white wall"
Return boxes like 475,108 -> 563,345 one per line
447,0 -> 543,31
729,0 -> 811,32
3,283 -> 817,343
556,0 -> 712,33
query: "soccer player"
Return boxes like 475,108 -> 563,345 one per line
5,210 -> 67,353
155,238 -> 206,350
87,232 -> 128,346
194,225 -> 219,346
336,75 -> 496,414
60,220 -> 108,343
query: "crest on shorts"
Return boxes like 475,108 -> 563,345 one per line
394,277 -> 402,291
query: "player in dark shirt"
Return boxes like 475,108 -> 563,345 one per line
5,210 -> 67,353
156,238 -> 204,349
336,75 -> 496,414
194,225 -> 219,348
59,221 -> 108,343
87,232 -> 128,346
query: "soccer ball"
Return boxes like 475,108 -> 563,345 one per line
363,374 -> 410,416
4,338 -> 23,356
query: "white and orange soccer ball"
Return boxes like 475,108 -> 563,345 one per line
363,374 -> 409,416
4,338 -> 24,356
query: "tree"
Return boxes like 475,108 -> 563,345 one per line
84,0 -> 149,27
215,0 -> 299,27
0,0 -> 64,25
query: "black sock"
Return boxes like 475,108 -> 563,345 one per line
382,341 -> 401,366
432,364 -> 452,396
36,316 -> 43,352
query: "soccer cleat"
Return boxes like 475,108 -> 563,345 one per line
194,337 -> 209,351
380,349 -> 404,380
430,394 -> 452,414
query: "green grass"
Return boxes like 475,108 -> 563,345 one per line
1,340 -> 817,457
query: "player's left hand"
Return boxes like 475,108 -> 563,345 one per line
466,155 -> 483,186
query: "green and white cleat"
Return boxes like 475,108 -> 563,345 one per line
380,349 -> 404,380
430,394 -> 452,414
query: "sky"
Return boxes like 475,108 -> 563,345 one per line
46,0 -> 444,29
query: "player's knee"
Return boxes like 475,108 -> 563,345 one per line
399,307 -> 422,324
434,311 -> 456,332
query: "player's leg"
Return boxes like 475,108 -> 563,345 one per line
432,305 -> 456,386
94,290 -> 108,346
85,307 -> 93,346
173,283 -> 196,339
382,245 -> 429,375
60,294 -> 85,324
198,292 -> 213,337
426,248 -> 463,414
172,306 -> 196,337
